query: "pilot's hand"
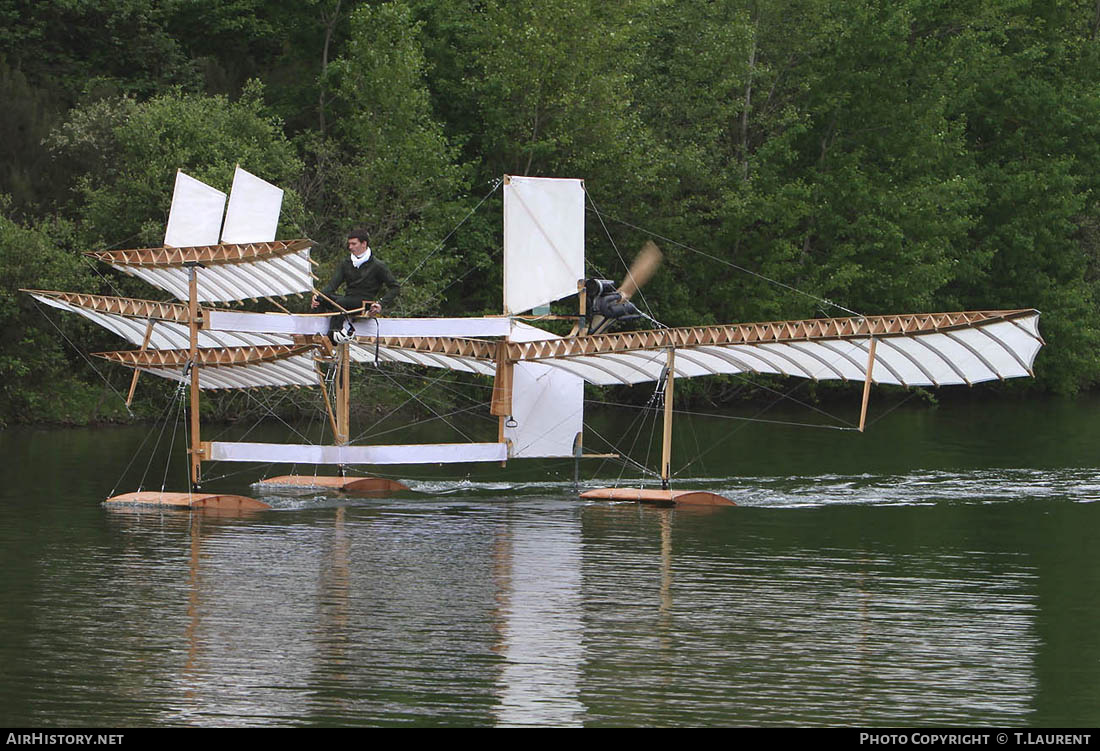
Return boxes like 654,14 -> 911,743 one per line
310,295 -> 320,309
369,302 -> 382,317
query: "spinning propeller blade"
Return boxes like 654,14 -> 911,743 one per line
619,241 -> 662,301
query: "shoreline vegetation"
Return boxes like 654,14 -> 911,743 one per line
3,1 -> 1098,427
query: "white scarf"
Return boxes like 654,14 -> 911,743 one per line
350,247 -> 372,267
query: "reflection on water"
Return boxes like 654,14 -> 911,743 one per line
493,511 -> 585,727
579,504 -> 1040,726
673,468 -> 1100,507
1,402 -> 1098,726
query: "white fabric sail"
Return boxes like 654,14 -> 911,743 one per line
164,171 -> 226,248
348,340 -> 497,377
503,176 -> 585,315
220,167 -> 283,244
27,292 -> 292,350
91,239 -> 313,304
504,322 -> 584,459
97,169 -> 312,304
206,310 -> 512,338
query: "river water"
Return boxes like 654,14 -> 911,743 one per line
1,396 -> 1097,727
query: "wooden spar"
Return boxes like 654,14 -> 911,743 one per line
357,310 -> 1040,363
86,238 -> 312,268
569,279 -> 587,337
98,343 -> 315,368
490,340 -> 513,417
315,362 -> 340,442
858,337 -> 878,433
336,341 -> 350,446
188,265 -> 202,486
125,318 -> 156,407
265,296 -> 291,314
490,340 -> 514,466
661,348 -> 675,489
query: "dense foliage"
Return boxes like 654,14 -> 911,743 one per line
2,0 -> 1100,424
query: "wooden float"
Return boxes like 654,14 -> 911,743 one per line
254,474 -> 410,496
104,491 -> 271,510
580,487 -> 735,506
576,348 -> 734,507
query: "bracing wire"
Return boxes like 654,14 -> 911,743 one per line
32,301 -> 134,414
584,187 -> 660,322
862,388 -> 923,430
110,381 -> 183,496
587,209 -> 864,319
369,366 -> 477,443
349,365 -> 485,445
136,381 -> 187,492
609,376 -> 667,487
162,387 -> 185,492
673,377 -> 860,479
583,419 -> 661,480
400,178 -> 504,286
587,397 -> 859,431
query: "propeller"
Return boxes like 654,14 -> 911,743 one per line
582,241 -> 663,335
618,241 -> 662,301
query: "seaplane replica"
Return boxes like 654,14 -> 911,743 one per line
26,169 -> 1045,510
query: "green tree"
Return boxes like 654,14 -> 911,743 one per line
951,0 -> 1100,392
0,207 -> 106,425
47,82 -> 304,251
320,1 -> 467,315
631,0 -> 990,329
410,0 -> 658,315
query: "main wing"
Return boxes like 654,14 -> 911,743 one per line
363,310 -> 1043,387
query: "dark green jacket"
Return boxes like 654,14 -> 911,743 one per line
322,254 -> 401,305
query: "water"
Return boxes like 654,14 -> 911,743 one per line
1,397 -> 1098,727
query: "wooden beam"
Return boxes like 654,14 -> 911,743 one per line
96,344 -> 316,369
315,363 -> 340,442
125,319 -> 156,407
858,337 -> 878,433
22,290 -> 192,322
336,342 -> 350,446
661,349 -> 675,489
85,239 -> 312,268
188,267 -> 202,486
490,340 -> 513,417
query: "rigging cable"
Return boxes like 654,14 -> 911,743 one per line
584,188 -> 660,322
173,376 -> 191,494
673,380 -> 860,480
348,362 -> 491,445
399,178 -> 504,286
368,365 -> 477,443
109,380 -> 184,497
31,300 -> 134,415
587,210 -> 864,319
586,397 -> 859,431
136,380 -> 187,493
